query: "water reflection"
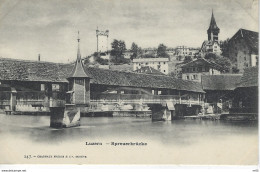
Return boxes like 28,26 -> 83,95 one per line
0,114 -> 257,146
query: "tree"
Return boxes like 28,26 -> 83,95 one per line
204,53 -> 232,73
110,39 -> 127,64
204,53 -> 217,60
232,66 -> 239,73
214,56 -> 232,73
157,44 -> 169,58
130,42 -> 142,60
220,38 -> 230,58
183,56 -> 192,64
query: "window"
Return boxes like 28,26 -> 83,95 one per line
40,84 -> 45,91
75,79 -> 84,86
186,76 -> 189,80
193,75 -> 198,80
52,84 -> 60,91
164,62 -> 166,64
158,91 -> 162,95
198,67 -> 202,72
193,68 -> 195,71
145,63 -> 148,65
164,70 -> 166,72
159,62 -> 160,64
244,57 -> 246,61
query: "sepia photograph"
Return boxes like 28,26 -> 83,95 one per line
0,0 -> 258,168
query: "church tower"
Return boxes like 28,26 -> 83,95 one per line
207,10 -> 220,42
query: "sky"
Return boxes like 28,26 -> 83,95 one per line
0,0 -> 258,63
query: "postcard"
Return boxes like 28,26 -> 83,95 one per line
0,0 -> 258,167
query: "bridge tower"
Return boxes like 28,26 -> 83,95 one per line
50,31 -> 91,128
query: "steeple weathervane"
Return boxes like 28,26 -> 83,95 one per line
77,31 -> 81,62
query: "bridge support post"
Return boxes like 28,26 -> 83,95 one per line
50,104 -> 80,128
148,104 -> 173,121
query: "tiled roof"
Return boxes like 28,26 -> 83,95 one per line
0,58 -> 72,82
201,74 -> 242,90
0,57 -> 205,93
230,29 -> 259,54
181,58 -> 222,71
236,66 -> 258,88
85,67 -> 204,93
134,66 -> 165,75
68,59 -> 90,78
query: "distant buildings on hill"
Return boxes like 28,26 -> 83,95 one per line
87,11 -> 258,75
132,58 -> 169,74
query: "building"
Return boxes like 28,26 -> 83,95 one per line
227,67 -> 258,119
175,46 -> 200,58
228,29 -> 259,73
134,66 -> 165,75
201,74 -> 242,114
181,58 -> 222,82
201,10 -> 221,56
123,50 -> 133,59
96,28 -> 109,59
132,58 -> 169,74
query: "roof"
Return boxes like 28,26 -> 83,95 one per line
85,67 -> 204,93
181,58 -> 222,71
0,57 -> 204,93
0,58 -> 72,82
134,66 -> 165,75
201,74 -> 242,90
133,58 -> 169,62
236,66 -> 258,88
68,59 -> 90,78
68,37 -> 90,78
207,11 -> 219,31
229,29 -> 259,54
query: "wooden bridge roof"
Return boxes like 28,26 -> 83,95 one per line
0,58 -> 204,93
201,74 -> 242,91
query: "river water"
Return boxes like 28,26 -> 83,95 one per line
0,114 -> 258,165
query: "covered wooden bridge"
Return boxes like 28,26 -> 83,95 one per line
0,56 -> 205,127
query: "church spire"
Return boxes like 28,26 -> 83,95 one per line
208,9 -> 219,31
207,9 -> 220,41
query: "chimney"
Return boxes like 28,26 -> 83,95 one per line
38,54 -> 40,61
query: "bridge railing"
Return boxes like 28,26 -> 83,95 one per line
90,93 -> 203,105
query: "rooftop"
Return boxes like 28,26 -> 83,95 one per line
133,58 -> 169,62
181,58 -> 222,71
201,74 -> 242,91
236,66 -> 258,88
0,57 -> 204,93
229,29 -> 259,54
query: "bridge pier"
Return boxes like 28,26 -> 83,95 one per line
50,104 -> 80,128
148,104 -> 174,121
